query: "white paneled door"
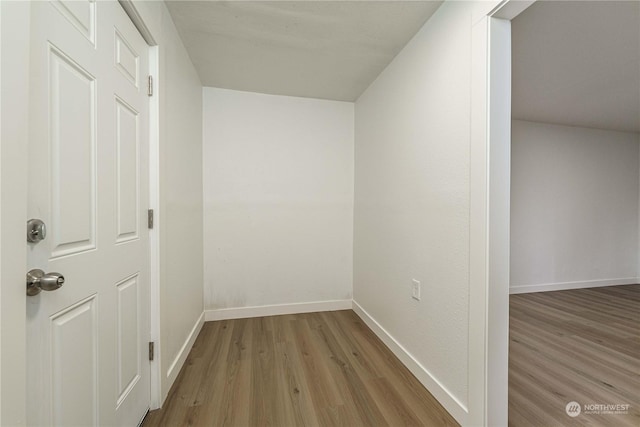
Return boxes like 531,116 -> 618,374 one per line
27,1 -> 150,425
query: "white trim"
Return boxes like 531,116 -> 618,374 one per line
352,301 -> 467,425
165,312 -> 204,398
118,0 -> 156,45
485,16 -> 513,427
468,13 -> 490,427
119,1 -> 162,410
204,300 -> 352,322
490,0 -> 536,20
147,44 -> 161,410
471,0 -> 538,422
510,278 -> 639,294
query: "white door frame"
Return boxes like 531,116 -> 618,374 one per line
147,45 -> 162,411
469,1 -> 536,425
117,0 -> 163,411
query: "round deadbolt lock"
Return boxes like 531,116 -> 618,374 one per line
27,219 -> 47,243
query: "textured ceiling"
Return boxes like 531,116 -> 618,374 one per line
165,1 -> 442,101
512,1 -> 640,133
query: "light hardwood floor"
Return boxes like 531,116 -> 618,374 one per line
144,310 -> 458,426
509,284 -> 640,427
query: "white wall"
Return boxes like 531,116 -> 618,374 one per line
353,2 -> 477,423
132,1 -> 204,403
203,87 -> 353,313
158,26 -> 204,401
510,120 -> 640,293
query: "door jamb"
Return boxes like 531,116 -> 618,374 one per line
469,1 -> 536,425
147,45 -> 162,410
118,0 -> 162,410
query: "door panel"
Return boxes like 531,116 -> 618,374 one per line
49,0 -> 96,45
27,1 -> 150,425
115,30 -> 139,87
49,45 -> 97,257
115,97 -> 140,243
116,274 -> 141,407
50,295 -> 98,427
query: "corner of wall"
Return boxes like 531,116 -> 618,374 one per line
163,312 -> 204,401
351,301 -> 467,424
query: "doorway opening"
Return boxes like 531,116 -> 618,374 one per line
508,1 -> 640,425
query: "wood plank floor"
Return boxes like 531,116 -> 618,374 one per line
144,310 -> 458,427
509,284 -> 640,427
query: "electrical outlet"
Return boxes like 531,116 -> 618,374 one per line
411,279 -> 421,301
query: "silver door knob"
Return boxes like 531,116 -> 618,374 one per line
26,269 -> 65,296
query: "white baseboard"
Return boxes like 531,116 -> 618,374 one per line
204,299 -> 353,322
165,311 -> 204,398
351,301 -> 467,425
509,277 -> 639,294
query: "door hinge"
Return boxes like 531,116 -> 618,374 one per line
149,342 -> 155,361
147,209 -> 154,229
147,75 -> 153,97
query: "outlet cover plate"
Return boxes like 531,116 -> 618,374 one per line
412,279 -> 421,301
